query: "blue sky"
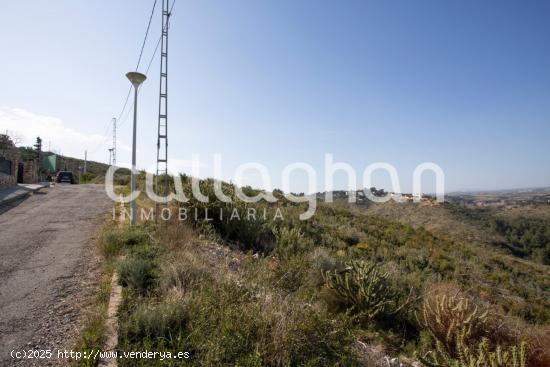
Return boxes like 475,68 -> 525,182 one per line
0,0 -> 549,193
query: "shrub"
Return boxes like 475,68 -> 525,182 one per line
183,280 -> 267,365
100,226 -> 150,259
259,299 -> 360,366
417,338 -> 527,367
120,301 -> 188,344
115,174 -> 130,186
522,325 -> 550,367
271,252 -> 311,293
121,226 -> 150,246
160,252 -> 211,294
183,279 -> 360,366
182,180 -> 276,252
79,172 -> 94,183
99,228 -> 124,259
417,285 -> 532,366
117,257 -> 158,295
132,244 -> 163,261
323,260 -> 394,320
77,312 -> 107,367
312,248 -> 338,273
418,288 -> 490,356
273,226 -> 311,259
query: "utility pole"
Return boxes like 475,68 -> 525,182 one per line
156,0 -> 170,219
84,150 -> 87,174
111,117 -> 117,166
108,148 -> 113,166
126,72 -> 147,225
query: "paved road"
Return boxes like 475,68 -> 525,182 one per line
0,184 -> 111,366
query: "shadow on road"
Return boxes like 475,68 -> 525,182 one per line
0,190 -> 47,215
0,196 -> 28,215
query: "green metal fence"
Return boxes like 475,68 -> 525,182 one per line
41,154 -> 56,172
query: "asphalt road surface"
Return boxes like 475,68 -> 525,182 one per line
0,184 -> 111,366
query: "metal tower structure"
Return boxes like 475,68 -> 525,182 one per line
111,117 -> 117,165
156,0 -> 170,211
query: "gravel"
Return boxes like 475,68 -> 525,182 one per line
0,184 -> 111,366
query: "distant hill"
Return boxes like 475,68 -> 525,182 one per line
338,197 -> 550,265
448,186 -> 550,196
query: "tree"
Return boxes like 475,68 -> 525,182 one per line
34,136 -> 42,158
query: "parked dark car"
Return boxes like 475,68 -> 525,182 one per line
56,171 -> 75,184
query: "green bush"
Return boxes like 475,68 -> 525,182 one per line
417,338 -> 527,367
180,179 -> 277,252
79,172 -> 94,183
271,252 -> 311,293
160,254 -> 211,294
492,217 -> 550,265
121,301 -> 188,343
100,226 -> 150,259
419,290 -> 490,356
323,260 -> 395,320
119,272 -> 360,366
100,229 -> 123,259
183,279 -> 360,366
117,257 -> 159,295
121,226 -> 150,247
417,286 -> 530,366
273,227 -> 312,259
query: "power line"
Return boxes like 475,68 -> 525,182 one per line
88,121 -> 114,154
119,0 -> 176,129
146,34 -> 162,76
98,118 -> 113,140
112,117 -> 117,165
117,89 -> 132,123
89,0 -> 160,156
136,0 -> 158,71
147,0 -> 176,75
116,0 -> 159,123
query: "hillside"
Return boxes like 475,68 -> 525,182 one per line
84,178 -> 550,366
342,197 -> 550,265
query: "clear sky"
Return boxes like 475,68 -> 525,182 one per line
1,0 -> 549,193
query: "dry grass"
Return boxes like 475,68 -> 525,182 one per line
72,219 -> 116,366
101,181 -> 549,366
114,221 -> 362,366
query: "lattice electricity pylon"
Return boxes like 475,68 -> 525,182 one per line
156,0 -> 170,217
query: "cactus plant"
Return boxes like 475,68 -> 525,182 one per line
419,292 -> 489,356
323,260 -> 393,320
417,289 -> 528,367
416,338 -> 527,367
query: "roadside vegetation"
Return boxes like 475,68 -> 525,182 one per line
94,177 -> 550,366
72,223 -> 119,367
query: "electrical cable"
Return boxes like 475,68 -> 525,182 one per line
88,0 -> 160,155
118,0 -> 176,129
116,0 -> 159,123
